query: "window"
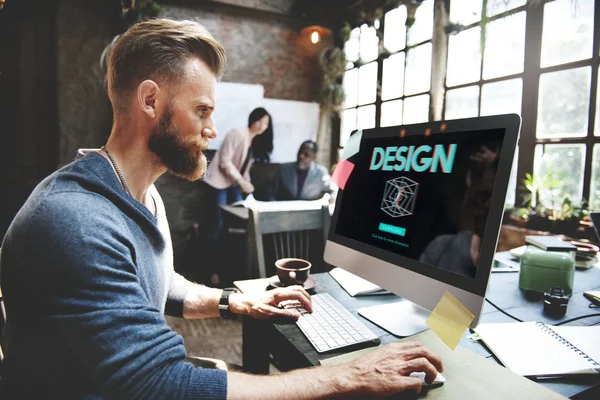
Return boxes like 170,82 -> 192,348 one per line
534,144 -> 586,208
340,25 -> 379,147
445,1 -> 526,206
591,144 -> 600,209
340,1 -> 435,148
532,0 -> 598,210
339,0 -> 600,211
540,0 -> 594,68
537,67 -> 591,138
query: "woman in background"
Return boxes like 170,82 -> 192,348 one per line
204,107 -> 272,199
203,107 -> 273,284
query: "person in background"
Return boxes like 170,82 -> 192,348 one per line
0,18 -> 443,400
269,140 -> 335,202
204,107 -> 273,203
203,107 -> 272,284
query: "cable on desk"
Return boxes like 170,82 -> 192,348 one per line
486,298 -> 600,325
552,313 -> 600,326
485,298 -> 524,322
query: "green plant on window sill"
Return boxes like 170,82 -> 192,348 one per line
507,172 -> 591,237
509,199 -> 589,224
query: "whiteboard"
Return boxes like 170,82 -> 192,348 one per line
211,82 -> 264,149
262,98 -> 320,163
211,82 -> 321,164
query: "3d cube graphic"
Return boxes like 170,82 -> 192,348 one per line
381,177 -> 419,218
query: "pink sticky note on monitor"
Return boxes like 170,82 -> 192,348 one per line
331,160 -> 354,190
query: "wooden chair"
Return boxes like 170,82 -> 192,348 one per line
248,205 -> 331,278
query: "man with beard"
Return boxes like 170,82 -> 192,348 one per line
0,19 -> 443,399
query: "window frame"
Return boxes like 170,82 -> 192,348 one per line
337,0 -> 600,210
516,0 -> 600,208
443,2 -> 528,207
338,3 -> 435,151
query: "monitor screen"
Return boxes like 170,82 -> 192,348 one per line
334,127 -> 506,280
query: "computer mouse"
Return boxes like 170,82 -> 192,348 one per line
409,371 -> 445,389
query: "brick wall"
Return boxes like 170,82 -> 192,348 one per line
161,4 -> 320,101
55,0 -> 322,277
57,0 -> 115,166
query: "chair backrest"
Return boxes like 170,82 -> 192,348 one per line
248,206 -> 331,278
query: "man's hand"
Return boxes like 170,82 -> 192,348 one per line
229,286 -> 312,320
237,178 -> 255,194
228,340 -> 444,399
344,341 -> 444,396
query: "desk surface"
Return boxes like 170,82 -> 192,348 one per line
238,268 -> 600,399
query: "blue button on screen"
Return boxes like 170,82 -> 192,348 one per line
378,222 -> 406,237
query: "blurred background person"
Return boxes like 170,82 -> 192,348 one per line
269,140 -> 335,202
203,107 -> 273,283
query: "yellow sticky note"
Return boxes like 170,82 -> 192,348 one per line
425,291 -> 475,350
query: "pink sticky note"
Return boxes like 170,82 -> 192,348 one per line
331,160 -> 354,190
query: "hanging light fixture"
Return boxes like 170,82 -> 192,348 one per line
311,30 -> 320,44
301,25 -> 331,45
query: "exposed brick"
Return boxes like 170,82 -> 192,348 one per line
56,0 -> 321,275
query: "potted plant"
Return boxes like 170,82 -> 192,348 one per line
504,173 -> 594,241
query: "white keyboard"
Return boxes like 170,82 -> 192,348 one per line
295,293 -> 380,353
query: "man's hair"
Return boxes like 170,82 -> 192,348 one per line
107,18 -> 226,111
300,140 -> 318,153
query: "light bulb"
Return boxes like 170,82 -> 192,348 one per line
310,31 -> 320,44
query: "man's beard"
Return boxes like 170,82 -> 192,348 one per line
148,107 -> 207,181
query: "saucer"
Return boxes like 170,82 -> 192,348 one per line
268,276 -> 317,291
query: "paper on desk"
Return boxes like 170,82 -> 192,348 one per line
231,194 -> 327,212
426,291 -> 475,351
319,330 -> 567,400
331,159 -> 354,190
341,129 -> 362,160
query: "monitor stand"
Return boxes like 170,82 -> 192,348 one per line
358,300 -> 430,337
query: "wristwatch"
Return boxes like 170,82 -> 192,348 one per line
219,288 -> 240,319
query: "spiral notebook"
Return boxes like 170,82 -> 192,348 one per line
474,322 -> 600,377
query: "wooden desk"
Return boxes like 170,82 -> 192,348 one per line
237,269 -> 600,399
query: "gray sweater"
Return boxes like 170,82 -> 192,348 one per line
0,151 -> 227,399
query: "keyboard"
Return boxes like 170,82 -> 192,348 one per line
295,293 -> 381,353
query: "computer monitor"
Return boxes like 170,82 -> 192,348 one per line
324,114 -> 521,336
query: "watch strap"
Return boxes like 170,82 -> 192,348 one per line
219,288 -> 240,319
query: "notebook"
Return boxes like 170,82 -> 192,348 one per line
474,322 -> 600,377
329,267 -> 390,296
525,236 -> 577,252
